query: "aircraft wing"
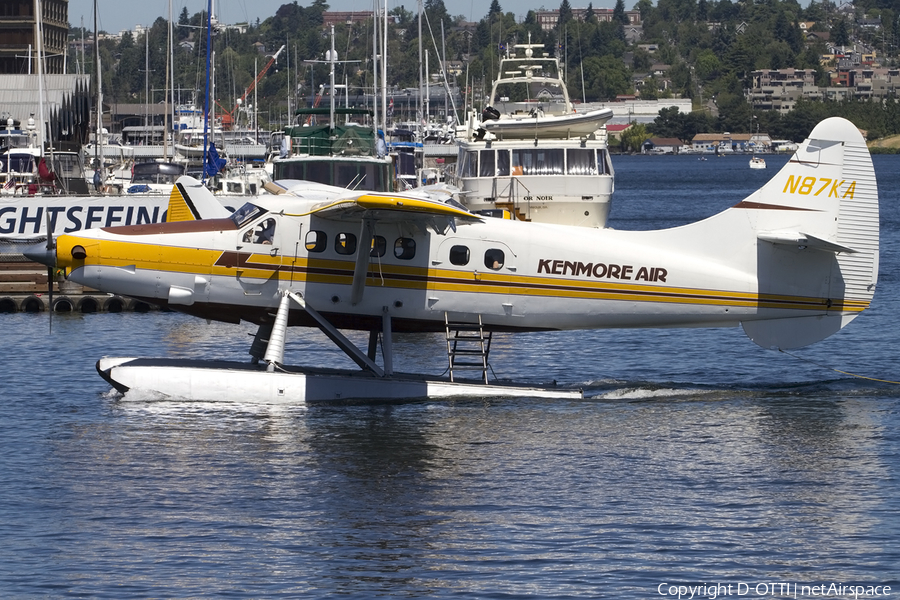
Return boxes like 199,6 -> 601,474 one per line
306,193 -> 480,222
280,192 -> 483,235
284,191 -> 481,306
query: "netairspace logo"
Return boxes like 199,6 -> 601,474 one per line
657,582 -> 892,599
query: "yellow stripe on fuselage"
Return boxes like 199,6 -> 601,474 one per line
70,238 -> 869,314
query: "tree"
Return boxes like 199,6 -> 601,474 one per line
488,0 -> 502,19
697,0 -> 708,21
832,19 -> 850,47
620,122 -> 651,152
649,106 -> 685,139
613,0 -> 628,25
582,55 -> 630,100
425,0 -> 452,31
558,0 -> 573,30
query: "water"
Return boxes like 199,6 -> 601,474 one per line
2,154 -> 899,598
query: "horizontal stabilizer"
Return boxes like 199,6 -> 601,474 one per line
742,313 -> 859,350
758,231 -> 859,254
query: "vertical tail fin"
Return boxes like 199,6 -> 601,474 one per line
740,117 -> 879,349
166,176 -> 232,222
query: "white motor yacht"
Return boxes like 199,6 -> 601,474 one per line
446,36 -> 614,227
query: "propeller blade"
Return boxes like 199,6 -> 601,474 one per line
45,211 -> 55,333
47,265 -> 53,334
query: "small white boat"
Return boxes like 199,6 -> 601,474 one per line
481,107 -> 613,140
749,156 -> 766,169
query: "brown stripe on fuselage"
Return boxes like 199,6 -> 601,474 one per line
102,218 -> 238,235
732,201 -> 819,211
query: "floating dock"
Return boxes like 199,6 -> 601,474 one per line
0,260 -> 157,313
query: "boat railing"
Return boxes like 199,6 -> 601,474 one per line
492,176 -> 533,222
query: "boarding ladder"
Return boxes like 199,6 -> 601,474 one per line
444,313 -> 492,384
493,177 -> 530,221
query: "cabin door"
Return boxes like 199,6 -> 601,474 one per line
431,238 -> 522,320
232,215 -> 288,297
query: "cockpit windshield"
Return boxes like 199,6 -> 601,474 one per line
231,202 -> 267,227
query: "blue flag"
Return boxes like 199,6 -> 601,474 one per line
204,144 -> 227,179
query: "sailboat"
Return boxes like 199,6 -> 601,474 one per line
749,116 -> 766,169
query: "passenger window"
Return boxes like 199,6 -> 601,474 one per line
335,232 -> 357,255
306,230 -> 326,252
370,235 -> 386,258
449,245 -> 470,266
394,237 -> 416,260
485,248 -> 504,270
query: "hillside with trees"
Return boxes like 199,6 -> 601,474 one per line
68,0 -> 900,142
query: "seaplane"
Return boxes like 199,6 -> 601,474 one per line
28,117 -> 879,403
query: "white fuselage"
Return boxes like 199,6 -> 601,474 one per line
54,203 -> 835,334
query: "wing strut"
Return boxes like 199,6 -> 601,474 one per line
350,218 -> 376,305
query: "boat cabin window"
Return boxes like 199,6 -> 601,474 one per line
306,230 -> 327,252
485,249 -> 505,270
2,153 -> 35,173
49,153 -> 85,178
394,237 -> 416,260
370,236 -> 387,258
599,149 -> 612,175
243,218 -> 276,245
459,151 -> 478,178
497,150 -> 510,176
335,232 -> 357,255
232,203 -> 267,228
566,149 -> 597,175
479,150 -> 495,177
449,245 -> 470,266
274,160 -> 388,192
512,149 -> 564,176
131,162 -> 184,185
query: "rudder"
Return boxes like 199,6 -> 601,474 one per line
742,117 -> 879,349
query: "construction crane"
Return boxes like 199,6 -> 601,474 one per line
217,44 -> 286,130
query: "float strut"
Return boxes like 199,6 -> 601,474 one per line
286,291 -> 384,376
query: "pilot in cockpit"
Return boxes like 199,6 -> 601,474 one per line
243,218 -> 276,245
256,219 -> 276,244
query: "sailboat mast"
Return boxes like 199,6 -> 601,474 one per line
164,0 -> 172,160
382,0 -> 387,134
328,25 -> 336,125
34,0 -> 45,151
418,0 -> 423,126
371,0 -> 378,133
93,0 -> 99,172
202,0 -> 212,183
